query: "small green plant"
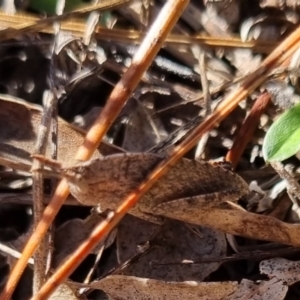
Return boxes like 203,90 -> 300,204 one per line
263,103 -> 300,162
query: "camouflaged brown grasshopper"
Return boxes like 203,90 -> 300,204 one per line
33,152 -> 249,224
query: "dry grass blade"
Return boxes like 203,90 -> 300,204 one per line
0,11 -> 276,52
0,0 -> 130,42
33,24 -> 300,300
0,0 -> 189,299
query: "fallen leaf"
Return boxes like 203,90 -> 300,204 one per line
116,215 -> 160,263
0,96 -> 123,172
118,217 -> 227,281
49,282 -> 84,300
88,275 -> 238,300
53,214 -> 117,268
227,278 -> 287,300
154,202 -> 300,246
260,257 -> 300,285
122,104 -> 167,152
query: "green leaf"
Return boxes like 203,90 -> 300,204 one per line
263,103 -> 300,162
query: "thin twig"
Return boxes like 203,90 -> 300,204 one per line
43,0 -> 65,283
149,114 -> 202,155
31,91 -> 54,293
33,22 -> 300,300
32,0 -> 65,288
0,0 -> 189,299
226,91 -> 271,168
194,47 -> 211,159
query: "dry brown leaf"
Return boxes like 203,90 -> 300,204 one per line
227,278 -> 287,300
117,215 -> 160,263
49,282 -> 84,300
122,104 -> 167,152
154,201 -> 300,246
88,275 -> 238,300
118,218 -> 227,281
260,258 -> 300,285
0,96 -> 123,172
53,214 -> 117,268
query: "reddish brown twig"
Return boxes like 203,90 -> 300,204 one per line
32,25 -> 300,300
0,0 -> 189,299
225,48 -> 296,169
226,92 -> 271,168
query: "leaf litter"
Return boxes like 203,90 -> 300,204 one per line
3,0 -> 300,299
